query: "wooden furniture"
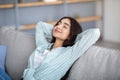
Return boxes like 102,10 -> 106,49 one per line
0,0 -> 101,30
19,16 -> 101,30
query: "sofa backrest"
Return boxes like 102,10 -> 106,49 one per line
0,27 -> 120,80
0,27 -> 36,80
67,45 -> 120,80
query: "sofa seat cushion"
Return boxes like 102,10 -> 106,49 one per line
67,45 -> 120,80
0,27 -> 36,80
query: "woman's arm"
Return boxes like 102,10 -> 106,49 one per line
70,28 -> 100,59
23,22 -> 53,80
35,21 -> 53,47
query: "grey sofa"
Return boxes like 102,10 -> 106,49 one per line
0,27 -> 120,80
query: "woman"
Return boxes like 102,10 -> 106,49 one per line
0,68 -> 11,80
22,17 -> 100,80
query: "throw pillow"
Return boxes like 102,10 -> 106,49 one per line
0,45 -> 7,70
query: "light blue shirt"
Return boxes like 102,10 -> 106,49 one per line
23,21 -> 100,80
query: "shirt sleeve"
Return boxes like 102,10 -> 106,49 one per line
69,28 -> 100,59
35,21 -> 53,47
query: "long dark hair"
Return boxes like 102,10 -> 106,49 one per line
51,17 -> 82,47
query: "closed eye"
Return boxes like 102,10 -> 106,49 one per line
63,26 -> 68,29
64,23 -> 70,27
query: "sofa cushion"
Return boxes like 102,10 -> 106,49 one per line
0,45 -> 7,70
0,27 -> 36,80
67,45 -> 120,80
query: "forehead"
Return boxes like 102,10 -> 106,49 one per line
60,18 -> 71,24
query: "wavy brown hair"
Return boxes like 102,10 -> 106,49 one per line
51,17 -> 82,47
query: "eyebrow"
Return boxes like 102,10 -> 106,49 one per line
58,20 -> 71,27
64,22 -> 70,27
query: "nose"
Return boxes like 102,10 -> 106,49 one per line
57,24 -> 63,29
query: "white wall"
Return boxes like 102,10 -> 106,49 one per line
103,0 -> 120,43
96,0 -> 103,37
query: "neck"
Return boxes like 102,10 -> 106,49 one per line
52,39 -> 64,49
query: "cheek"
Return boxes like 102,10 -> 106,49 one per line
52,28 -> 56,34
52,28 -> 59,38
63,30 -> 70,39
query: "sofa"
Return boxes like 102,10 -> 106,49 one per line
0,26 -> 120,80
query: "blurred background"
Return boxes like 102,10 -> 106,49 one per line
0,0 -> 120,49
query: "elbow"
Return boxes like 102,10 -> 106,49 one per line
92,28 -> 101,42
94,28 -> 100,39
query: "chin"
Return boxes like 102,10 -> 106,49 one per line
53,33 -> 67,41
53,35 -> 60,39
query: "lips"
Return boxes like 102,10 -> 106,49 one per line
54,29 -> 61,33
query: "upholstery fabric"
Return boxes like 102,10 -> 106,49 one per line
0,27 -> 35,79
67,45 -> 120,80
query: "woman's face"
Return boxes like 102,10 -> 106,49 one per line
53,18 -> 71,41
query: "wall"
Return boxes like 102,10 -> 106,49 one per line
96,0 -> 103,37
0,1 -> 96,30
0,9 -> 5,25
103,0 -> 120,43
